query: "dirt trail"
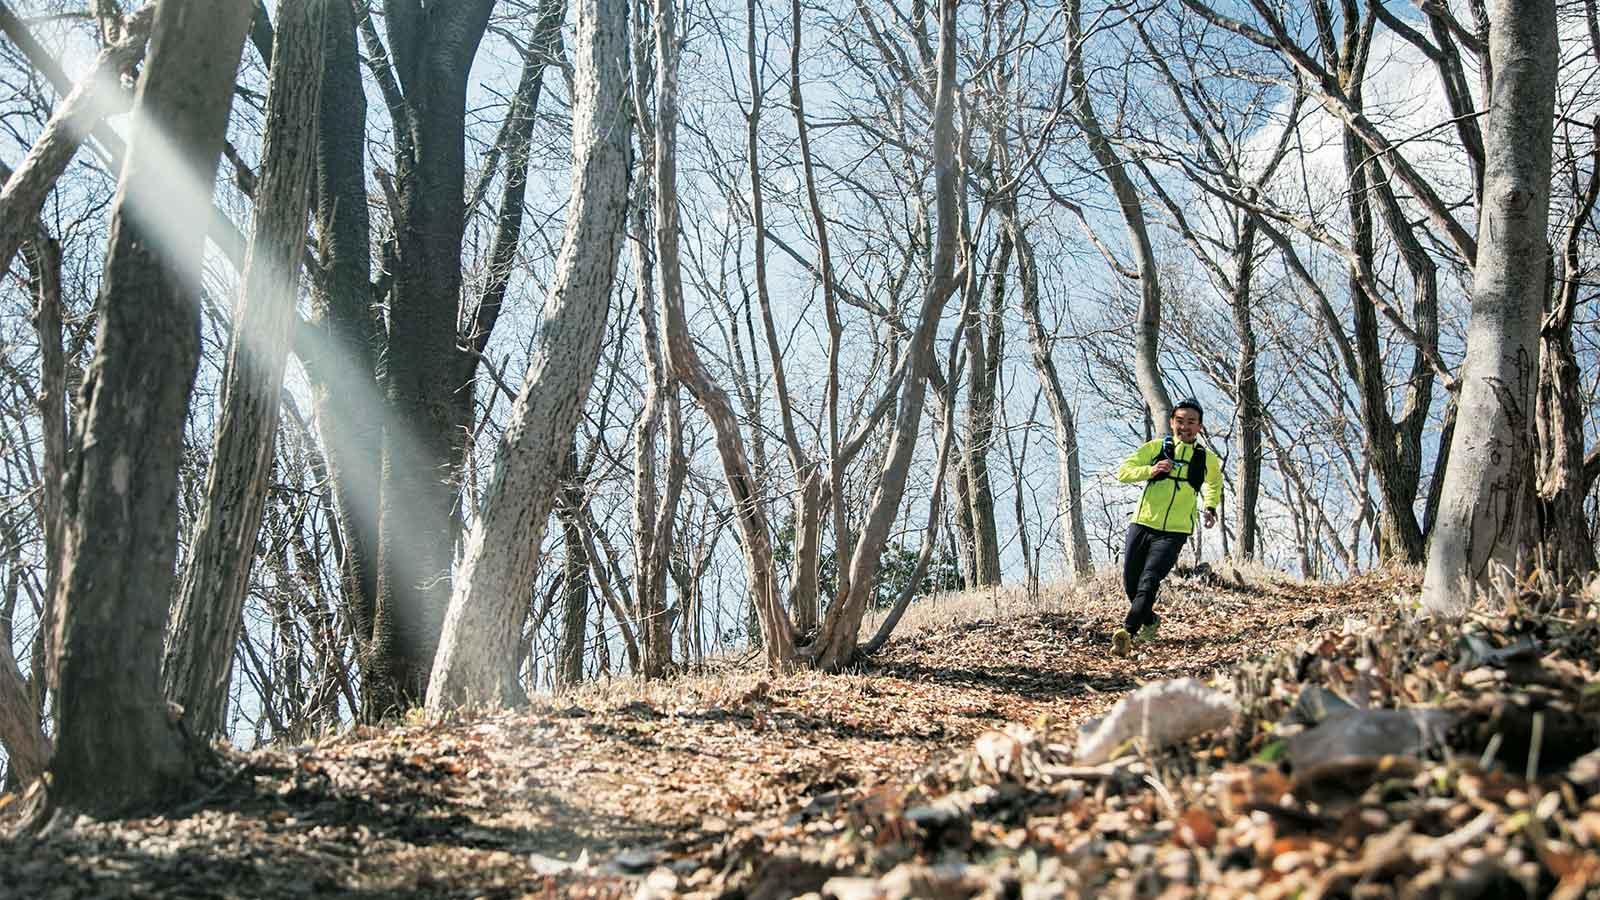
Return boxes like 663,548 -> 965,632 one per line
0,571 -> 1385,898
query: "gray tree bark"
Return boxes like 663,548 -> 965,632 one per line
162,0 -> 326,741
46,0 -> 253,816
1423,0 -> 1557,612
628,3 -> 682,680
962,229 -> 1006,587
424,0 -> 632,711
1535,122 -> 1600,577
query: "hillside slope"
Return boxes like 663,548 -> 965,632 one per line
4,569 -> 1595,898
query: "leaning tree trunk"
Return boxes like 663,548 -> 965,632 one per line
46,0 -> 253,817
811,0 -> 960,672
1066,0 -> 1170,434
655,0 -> 795,669
1422,0 -> 1557,613
424,0 -> 632,712
163,0 -> 325,741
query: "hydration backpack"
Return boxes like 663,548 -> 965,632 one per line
1159,435 -> 1207,494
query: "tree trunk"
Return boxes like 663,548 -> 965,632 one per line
962,229 -> 1006,586
301,0 -> 382,660
557,452 -> 590,688
789,471 -> 824,635
628,26 -> 681,680
26,223 -> 67,707
424,0 -> 632,712
1423,0 -> 1556,612
365,0 -> 495,717
163,0 -> 325,741
1065,0 -> 1170,434
1535,127 -> 1600,577
47,0 -> 253,817
1230,218 -> 1262,561
811,0 -> 960,672
950,461 -> 978,586
1011,214 -> 1092,578
0,604 -> 51,784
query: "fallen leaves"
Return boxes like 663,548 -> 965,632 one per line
4,568 -> 1598,898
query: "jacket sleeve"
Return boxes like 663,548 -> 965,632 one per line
1115,440 -> 1161,484
1203,445 -> 1224,511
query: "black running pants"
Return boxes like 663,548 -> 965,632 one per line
1122,523 -> 1188,632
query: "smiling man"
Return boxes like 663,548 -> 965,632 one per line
1110,399 -> 1224,655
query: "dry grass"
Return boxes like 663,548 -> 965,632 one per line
857,572 -> 1118,641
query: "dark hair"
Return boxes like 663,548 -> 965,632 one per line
1172,398 -> 1204,422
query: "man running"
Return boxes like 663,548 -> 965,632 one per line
1111,399 -> 1223,655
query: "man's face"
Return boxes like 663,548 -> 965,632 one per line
1170,408 -> 1202,443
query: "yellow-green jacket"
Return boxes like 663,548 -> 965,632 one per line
1116,437 -> 1224,534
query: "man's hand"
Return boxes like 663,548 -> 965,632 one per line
1151,459 -> 1173,478
1202,509 -> 1217,529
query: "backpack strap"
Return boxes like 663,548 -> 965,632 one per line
1187,445 -> 1207,494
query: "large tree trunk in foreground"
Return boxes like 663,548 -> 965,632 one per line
424,0 -> 632,712
1423,0 -> 1557,612
163,0 -> 326,741
47,0 -> 253,817
810,0 -> 960,672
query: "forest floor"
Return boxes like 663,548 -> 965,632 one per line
4,565 -> 1600,899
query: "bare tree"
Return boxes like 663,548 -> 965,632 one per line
360,0 -> 496,715
426,0 -> 633,711
1423,0 -> 1557,611
810,0 -> 961,671
1064,0 -> 1171,434
44,0 -> 253,817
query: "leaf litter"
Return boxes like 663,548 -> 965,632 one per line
3,567 -> 1599,898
